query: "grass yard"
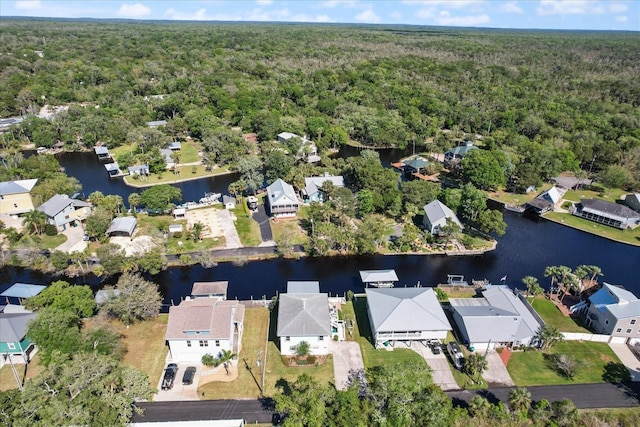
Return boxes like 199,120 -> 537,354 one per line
271,218 -> 308,246
531,297 -> 590,333
0,354 -> 45,391
177,140 -> 201,163
115,315 -> 169,389
352,298 -> 427,368
165,234 -> 224,255
124,165 -> 230,187
507,341 -> 626,386
563,187 -> 626,203
544,212 -> 640,246
488,183 -> 553,205
233,203 -> 262,247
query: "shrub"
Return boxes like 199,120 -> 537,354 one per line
346,290 -> 354,301
202,353 -> 216,366
306,355 -> 317,365
173,232 -> 183,239
333,335 -> 339,341
44,224 -> 58,236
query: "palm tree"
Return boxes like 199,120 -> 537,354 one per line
191,221 -> 205,241
22,209 -> 48,235
544,265 -> 572,302
463,353 -> 488,383
575,265 -> 603,296
536,325 -> 563,350
296,341 -> 311,358
509,387 -> 532,414
128,193 -> 141,217
468,395 -> 491,418
217,349 -> 237,375
522,276 -> 543,301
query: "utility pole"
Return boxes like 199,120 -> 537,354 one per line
256,350 -> 264,397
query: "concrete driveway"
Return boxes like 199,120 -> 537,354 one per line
609,343 -> 640,382
154,362 -> 203,402
481,350 -> 515,387
410,342 -> 460,391
329,340 -> 365,390
218,209 -> 242,249
55,224 -> 88,253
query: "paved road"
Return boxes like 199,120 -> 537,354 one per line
132,399 -> 275,424
447,382 -> 640,409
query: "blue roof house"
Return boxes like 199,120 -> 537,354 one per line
586,283 -> 640,343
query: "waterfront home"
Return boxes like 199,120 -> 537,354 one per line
444,141 -> 477,166
277,286 -> 330,356
166,298 -> 245,363
223,195 -> 236,210
0,178 -> 38,215
422,200 -> 463,235
0,310 -> 37,367
160,149 -> 175,168
359,269 -> 398,288
167,141 -> 182,151
94,146 -> 111,161
449,286 -> 543,351
302,174 -> 345,203
266,179 -> 299,218
524,186 -> 566,214
277,132 -> 320,163
570,198 -> 640,229
191,281 -> 228,300
624,193 -> 640,213
584,283 -> 640,344
128,164 -> 150,176
37,194 -> 92,231
0,283 -> 46,305
106,217 -> 137,237
365,287 -> 452,348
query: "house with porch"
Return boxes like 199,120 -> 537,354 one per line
423,200 -> 463,235
444,141 -> 477,166
584,283 -> 640,344
37,194 -> 92,231
166,298 -> 245,363
277,286 -> 330,356
0,179 -> 38,215
449,286 -> 543,352
570,199 -> 640,229
266,179 -> 299,218
0,311 -> 38,367
302,174 -> 345,203
128,164 -> 150,176
365,287 -> 451,348
524,186 -> 566,214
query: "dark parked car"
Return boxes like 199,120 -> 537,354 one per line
182,366 -> 196,385
161,363 -> 178,390
429,340 -> 442,355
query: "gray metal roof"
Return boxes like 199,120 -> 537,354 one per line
580,199 -> 640,220
277,293 -> 330,337
287,281 -> 320,294
590,283 -> 640,319
365,287 -> 451,333
0,283 -> 46,298
359,269 -> 399,284
445,142 -> 477,157
304,175 -> 345,196
106,217 -> 137,235
94,146 -> 109,155
0,179 -> 38,196
0,312 -> 37,343
167,141 -> 182,150
423,200 -> 463,228
37,194 -> 91,217
267,179 -> 297,206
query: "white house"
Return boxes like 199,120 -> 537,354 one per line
422,200 -> 463,234
37,194 -> 92,231
266,179 -> 299,218
585,283 -> 640,343
365,287 -> 451,348
165,298 -> 245,363
449,286 -> 543,351
277,132 -> 320,163
277,290 -> 330,356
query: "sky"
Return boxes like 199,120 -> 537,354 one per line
1,1 -> 638,31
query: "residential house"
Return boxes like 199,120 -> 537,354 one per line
277,288 -> 330,356
191,281 -> 228,300
266,179 -> 299,218
0,179 -> 38,215
365,287 -> 452,348
37,194 -> 92,231
585,283 -> 640,344
444,141 -> 477,166
0,311 -> 37,367
624,193 -> 640,213
166,298 -> 245,363
160,149 -> 175,168
359,270 -> 399,288
1,283 -> 46,304
167,141 -> 182,151
302,174 -> 345,203
422,200 -> 463,234
277,132 -> 320,163
571,199 -> 640,229
223,195 -> 236,210
449,286 -> 543,351
524,186 -> 566,214
128,164 -> 150,176
0,116 -> 24,133
106,217 -> 137,237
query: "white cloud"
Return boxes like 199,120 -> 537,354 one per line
537,0 -> 605,16
436,11 -> 490,26
500,1 -> 523,14
164,7 -> 214,20
402,0 -> 485,10
416,8 -> 435,19
391,11 -> 402,19
355,9 -> 381,23
609,3 -> 628,13
615,15 -> 628,22
322,0 -> 358,8
116,3 -> 151,18
256,0 -> 273,5
15,0 -> 41,10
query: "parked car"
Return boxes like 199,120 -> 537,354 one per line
446,342 -> 465,370
182,366 -> 196,385
161,363 -> 178,390
429,340 -> 442,355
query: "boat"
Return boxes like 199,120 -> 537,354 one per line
199,192 -> 221,204
446,274 -> 468,286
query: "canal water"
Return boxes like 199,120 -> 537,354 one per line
2,150 -> 637,306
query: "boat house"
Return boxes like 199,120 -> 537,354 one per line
359,269 -> 399,288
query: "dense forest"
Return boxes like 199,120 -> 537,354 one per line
1,19 -> 639,190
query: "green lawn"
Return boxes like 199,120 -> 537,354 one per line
507,341 -> 626,386
488,183 -> 553,205
271,218 -> 308,246
544,212 -> 640,246
233,202 -> 262,247
531,297 -> 590,333
563,187 -> 626,203
0,354 -> 45,391
40,233 -> 68,249
123,165 -> 230,187
178,140 -> 201,163
351,298 -> 427,368
165,234 -> 224,255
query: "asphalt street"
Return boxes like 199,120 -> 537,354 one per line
132,399 -> 275,424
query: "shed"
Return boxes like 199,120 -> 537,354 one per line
1,283 -> 46,300
173,208 -> 186,219
167,141 -> 182,150
223,195 -> 236,210
106,217 -> 137,236
128,164 -> 149,176
168,224 -> 183,234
